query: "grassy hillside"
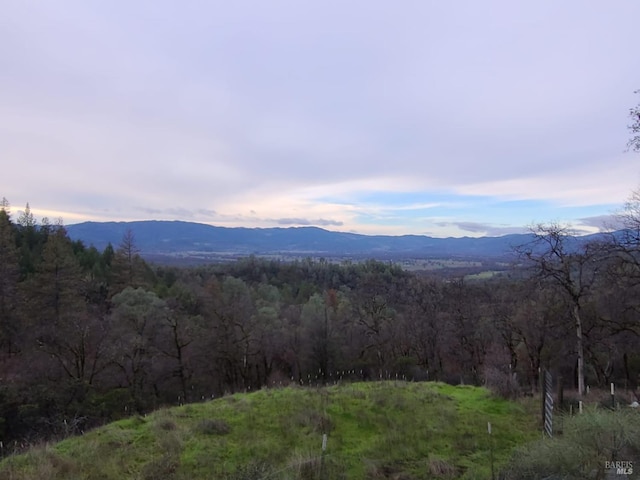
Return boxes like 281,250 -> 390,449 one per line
0,381 -> 539,480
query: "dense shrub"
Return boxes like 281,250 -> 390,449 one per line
501,408 -> 640,479
483,366 -> 520,400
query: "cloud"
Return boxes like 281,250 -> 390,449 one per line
577,214 -> 624,232
134,207 -> 197,218
452,159 -> 639,209
196,209 -> 218,218
435,221 -> 528,237
274,218 -> 344,227
2,1 -> 639,237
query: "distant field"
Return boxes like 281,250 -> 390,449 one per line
399,259 -> 483,271
0,381 -> 539,480
144,252 -> 512,276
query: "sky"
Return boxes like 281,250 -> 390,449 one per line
2,1 -> 639,238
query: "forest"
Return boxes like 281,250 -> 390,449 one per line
1,194 -> 640,452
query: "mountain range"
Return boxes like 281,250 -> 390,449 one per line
66,220 -> 541,261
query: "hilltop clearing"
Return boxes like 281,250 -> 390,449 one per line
0,381 -> 538,480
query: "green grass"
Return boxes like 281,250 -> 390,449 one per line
0,381 -> 539,480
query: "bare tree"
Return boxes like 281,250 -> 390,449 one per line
404,277 -> 445,380
160,284 -> 201,403
516,223 -> 603,396
628,90 -> 640,152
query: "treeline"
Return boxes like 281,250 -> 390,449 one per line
2,197 -> 640,448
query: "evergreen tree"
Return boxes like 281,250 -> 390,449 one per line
0,201 -> 20,353
15,203 -> 40,277
22,224 -> 106,387
110,229 -> 151,294
35,224 -> 84,323
16,202 -> 36,229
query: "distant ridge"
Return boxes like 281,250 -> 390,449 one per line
66,220 -> 534,260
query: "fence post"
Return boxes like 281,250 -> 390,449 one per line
611,383 -> 615,410
320,433 -> 327,480
542,370 -> 553,437
488,422 -> 495,480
